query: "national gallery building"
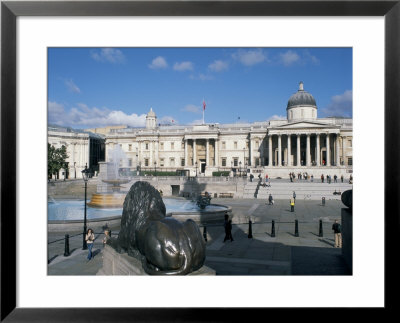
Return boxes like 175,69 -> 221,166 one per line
48,82 -> 353,179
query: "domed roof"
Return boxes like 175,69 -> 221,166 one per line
287,82 -> 317,109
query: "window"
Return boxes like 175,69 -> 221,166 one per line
348,139 -> 352,147
233,158 -> 238,167
348,157 -> 353,166
255,141 -> 259,148
144,158 -> 149,167
222,141 -> 226,149
145,143 -> 149,150
128,159 -> 132,167
255,158 -> 260,166
222,158 -> 226,167
160,142 -> 164,150
128,144 -> 132,151
234,141 -> 237,149
160,158 -> 164,167
171,142 -> 174,150
170,158 -> 175,167
181,142 -> 185,149
181,158 -> 185,166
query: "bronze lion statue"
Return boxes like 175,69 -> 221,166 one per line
109,181 -> 206,275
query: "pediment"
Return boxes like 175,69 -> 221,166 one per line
273,121 -> 331,129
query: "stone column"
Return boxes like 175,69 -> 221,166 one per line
193,139 -> 197,166
206,139 -> 209,166
342,136 -> 346,166
287,134 -> 292,166
184,139 -> 188,167
215,140 -> 219,167
278,134 -> 282,167
149,141 -> 153,166
316,133 -> 321,166
260,138 -> 264,166
326,134 -> 331,166
248,139 -> 252,166
297,134 -> 301,166
268,135 -> 273,167
335,134 -> 340,166
306,134 -> 311,167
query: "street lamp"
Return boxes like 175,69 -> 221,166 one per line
154,161 -> 157,176
81,163 -> 90,250
239,161 -> 242,177
195,162 -> 198,177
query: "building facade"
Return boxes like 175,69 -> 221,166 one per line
104,82 -> 353,178
48,125 -> 105,179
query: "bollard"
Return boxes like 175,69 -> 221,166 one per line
203,226 -> 207,242
64,234 -> 70,257
271,220 -> 276,237
294,220 -> 299,237
319,219 -> 323,237
248,220 -> 253,239
322,197 -> 325,206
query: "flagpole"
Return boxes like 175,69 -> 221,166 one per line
202,98 -> 205,124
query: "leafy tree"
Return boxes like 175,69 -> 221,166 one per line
48,143 -> 69,180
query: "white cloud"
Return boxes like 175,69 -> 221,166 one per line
65,79 -> 81,93
280,50 -> 300,66
47,101 -> 147,128
232,49 -> 267,66
90,48 -> 125,64
181,104 -> 201,114
149,56 -> 168,69
159,116 -> 178,125
173,61 -> 194,71
208,60 -> 229,72
188,119 -> 204,125
321,90 -> 353,117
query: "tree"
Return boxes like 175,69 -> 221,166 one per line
48,144 -> 69,180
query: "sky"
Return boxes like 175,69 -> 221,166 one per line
48,47 -> 352,129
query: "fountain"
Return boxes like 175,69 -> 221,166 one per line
87,146 -> 131,208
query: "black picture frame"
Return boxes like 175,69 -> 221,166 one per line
1,1 -> 399,321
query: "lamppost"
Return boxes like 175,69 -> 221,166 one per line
154,161 -> 157,176
231,160 -> 234,177
81,164 -> 90,250
195,162 -> 198,177
239,161 -> 242,177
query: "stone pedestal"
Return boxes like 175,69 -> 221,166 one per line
97,245 -> 216,276
341,207 -> 352,273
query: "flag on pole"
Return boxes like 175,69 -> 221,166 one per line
203,99 -> 206,111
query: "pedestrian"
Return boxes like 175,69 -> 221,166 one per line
289,173 -> 293,182
265,174 -> 269,183
223,213 -> 234,242
332,220 -> 342,248
293,191 -> 296,201
102,229 -> 110,247
258,174 -> 261,182
341,175 -> 344,183
290,197 -> 295,212
349,175 -> 353,184
250,174 -> 254,182
334,175 -> 337,183
85,228 -> 95,260
311,174 -> 314,182
321,174 -> 324,183
268,193 -> 274,205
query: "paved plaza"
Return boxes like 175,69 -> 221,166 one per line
48,197 -> 351,276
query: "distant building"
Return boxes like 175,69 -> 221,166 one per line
104,82 -> 353,177
48,125 -> 105,179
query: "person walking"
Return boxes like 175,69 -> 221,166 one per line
250,174 -> 254,182
311,174 -> 314,182
290,197 -> 295,212
293,191 -> 296,201
341,175 -> 344,183
268,193 -> 274,205
334,175 -> 337,183
332,220 -> 342,248
102,229 -> 110,247
223,213 -> 234,242
85,228 -> 95,260
321,174 -> 324,183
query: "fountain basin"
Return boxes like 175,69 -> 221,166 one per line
87,193 -> 126,208
48,198 -> 231,232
